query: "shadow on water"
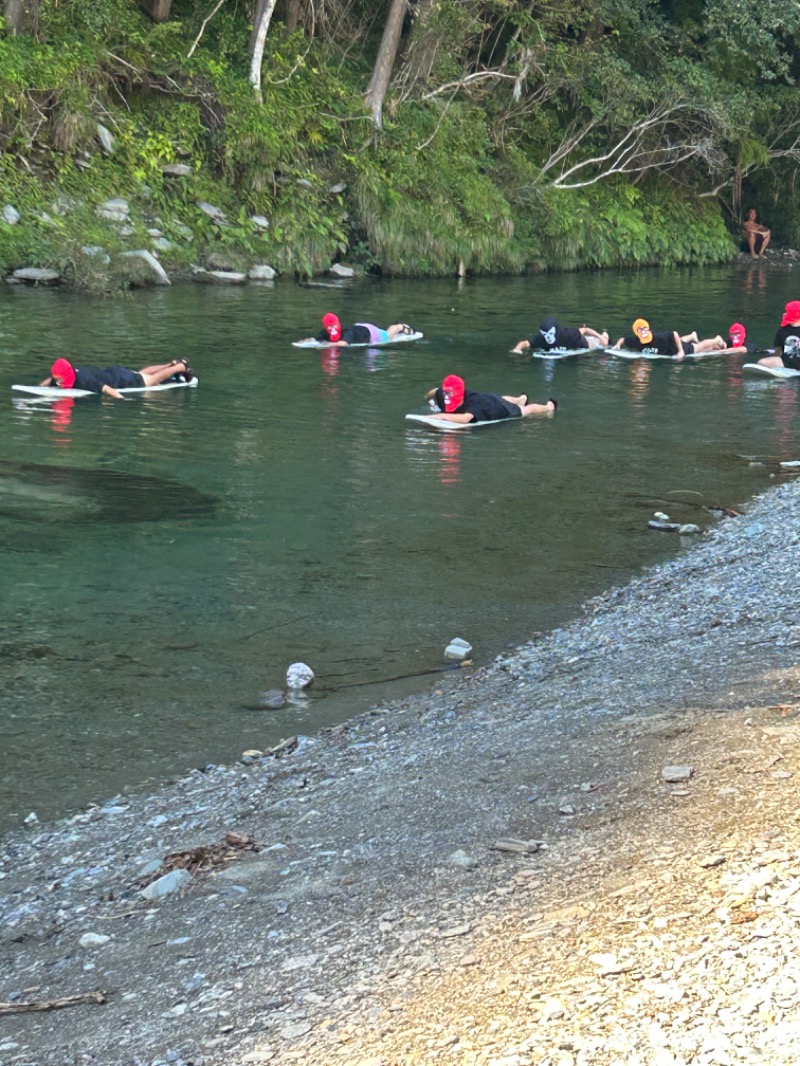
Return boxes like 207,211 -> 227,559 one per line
0,459 -> 216,527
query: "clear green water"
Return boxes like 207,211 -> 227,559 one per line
1,261 -> 797,824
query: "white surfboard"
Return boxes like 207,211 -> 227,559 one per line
529,348 -> 588,360
610,348 -> 676,361
405,412 -> 519,431
743,363 -> 800,380
292,331 -> 423,349
12,378 -> 199,399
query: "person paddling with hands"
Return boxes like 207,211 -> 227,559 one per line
41,357 -> 196,399
612,318 -> 725,360
301,313 -> 415,347
512,316 -> 608,354
424,374 -> 556,424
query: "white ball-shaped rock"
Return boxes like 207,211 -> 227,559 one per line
286,662 -> 315,690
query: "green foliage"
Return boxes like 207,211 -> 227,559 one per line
0,0 -> 795,289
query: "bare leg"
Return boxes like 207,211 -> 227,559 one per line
138,360 -> 191,386
503,394 -> 556,416
680,332 -> 699,344
387,323 -> 414,339
747,232 -> 758,256
759,231 -> 771,257
758,355 -> 785,368
692,336 -> 726,353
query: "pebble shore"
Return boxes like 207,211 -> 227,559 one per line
3,477 -> 800,1066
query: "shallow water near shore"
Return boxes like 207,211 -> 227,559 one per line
1,260 -> 798,825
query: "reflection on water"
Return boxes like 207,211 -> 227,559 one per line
0,458 -> 216,527
1,265 -> 799,824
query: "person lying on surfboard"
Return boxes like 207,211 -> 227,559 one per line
423,374 -> 556,424
726,322 -> 757,356
512,316 -> 608,354
756,300 -> 800,370
611,319 -> 725,359
40,357 -> 196,399
300,313 -> 416,347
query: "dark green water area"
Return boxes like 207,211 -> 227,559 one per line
1,260 -> 797,825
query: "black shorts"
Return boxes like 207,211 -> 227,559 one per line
684,342 -> 695,355
103,367 -> 145,389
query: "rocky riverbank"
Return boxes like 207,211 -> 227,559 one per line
3,477 -> 800,1065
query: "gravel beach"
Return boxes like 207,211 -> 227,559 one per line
3,476 -> 800,1066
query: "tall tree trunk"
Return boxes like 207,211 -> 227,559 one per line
364,0 -> 408,130
138,0 -> 172,22
3,0 -> 37,35
249,0 -> 278,101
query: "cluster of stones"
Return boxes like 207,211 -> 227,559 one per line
1,134 -> 352,288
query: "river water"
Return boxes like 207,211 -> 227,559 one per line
1,260 -> 797,825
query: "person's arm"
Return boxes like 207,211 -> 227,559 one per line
511,339 -> 531,353
673,332 -> 685,360
579,326 -> 605,341
611,338 -> 625,349
39,376 -> 55,386
101,384 -> 125,399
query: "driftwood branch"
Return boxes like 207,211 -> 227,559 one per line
0,990 -> 108,1015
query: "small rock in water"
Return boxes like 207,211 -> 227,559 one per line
678,523 -> 701,535
259,688 -> 286,709
286,662 -> 314,690
662,764 -> 693,783
24,811 -> 39,825
444,637 -> 472,661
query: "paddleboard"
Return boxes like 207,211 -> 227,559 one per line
293,331 -> 423,349
743,363 -> 800,380
529,348 -> 587,360
610,348 -> 676,361
12,378 -> 199,399
405,413 -> 519,431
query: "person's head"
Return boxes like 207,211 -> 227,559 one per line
539,316 -> 559,346
441,374 -> 465,413
322,312 -> 342,342
728,322 -> 747,347
747,208 -> 757,221
50,357 -> 76,388
632,318 -> 652,343
781,301 -> 800,327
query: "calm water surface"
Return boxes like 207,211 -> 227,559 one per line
1,262 -> 798,824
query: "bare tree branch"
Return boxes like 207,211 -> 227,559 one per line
187,0 -> 227,60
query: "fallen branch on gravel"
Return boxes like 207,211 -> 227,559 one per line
0,990 -> 108,1015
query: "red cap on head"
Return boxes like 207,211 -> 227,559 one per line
441,374 -> 465,413
781,301 -> 800,326
322,313 -> 341,342
51,358 -> 76,388
729,322 -> 746,345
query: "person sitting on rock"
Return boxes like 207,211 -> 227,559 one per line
41,357 -> 196,399
612,319 -> 726,359
302,313 -> 416,347
424,374 -> 556,424
512,316 -> 608,354
741,208 -> 771,259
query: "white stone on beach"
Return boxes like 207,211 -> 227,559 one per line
662,765 -> 693,782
